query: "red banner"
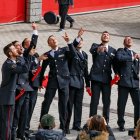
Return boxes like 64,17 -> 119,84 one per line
0,0 -> 25,24
0,0 -> 139,23
42,0 -> 140,16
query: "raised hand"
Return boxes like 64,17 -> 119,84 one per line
97,46 -> 106,53
32,22 -> 37,30
62,32 -> 70,43
29,48 -> 36,56
38,54 -> 48,61
134,53 -> 140,59
78,28 -> 84,37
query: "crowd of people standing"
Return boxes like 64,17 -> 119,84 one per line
0,21 -> 140,140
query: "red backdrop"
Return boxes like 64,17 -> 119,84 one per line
42,0 -> 140,16
0,0 -> 25,24
0,0 -> 139,23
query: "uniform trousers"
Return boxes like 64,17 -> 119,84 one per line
59,4 -> 74,29
0,105 -> 14,140
11,90 -> 29,139
66,86 -> 84,129
90,80 -> 111,123
117,86 -> 140,127
40,85 -> 69,130
26,87 -> 38,131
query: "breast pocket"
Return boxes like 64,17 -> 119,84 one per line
58,54 -> 65,62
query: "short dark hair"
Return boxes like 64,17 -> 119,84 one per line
12,40 -> 19,46
3,43 -> 13,57
102,31 -> 109,34
123,36 -> 132,44
47,35 -> 54,44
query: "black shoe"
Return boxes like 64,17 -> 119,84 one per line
65,129 -> 70,134
119,126 -> 125,132
11,135 -> 16,140
70,21 -> 74,28
25,130 -> 34,138
72,126 -> 82,131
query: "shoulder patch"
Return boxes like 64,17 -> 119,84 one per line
6,59 -> 12,63
117,48 -> 124,51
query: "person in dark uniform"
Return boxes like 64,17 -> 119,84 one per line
116,36 -> 140,131
11,40 -> 33,140
0,43 -> 28,140
11,23 -> 42,140
22,24 -> 39,136
89,31 -> 117,124
25,54 -> 40,136
39,34 -> 73,135
65,28 -> 90,134
55,0 -> 75,31
23,24 -> 48,136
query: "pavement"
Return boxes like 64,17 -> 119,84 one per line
0,6 -> 140,140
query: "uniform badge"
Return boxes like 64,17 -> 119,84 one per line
11,64 -> 16,69
58,54 -> 64,58
111,53 -> 115,56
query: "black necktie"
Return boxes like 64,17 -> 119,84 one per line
54,51 -> 57,57
127,49 -> 132,56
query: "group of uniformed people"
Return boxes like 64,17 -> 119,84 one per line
0,23 -> 139,140
0,23 -> 48,140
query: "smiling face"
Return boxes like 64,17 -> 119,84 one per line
123,36 -> 133,48
47,35 -> 58,50
101,31 -> 110,43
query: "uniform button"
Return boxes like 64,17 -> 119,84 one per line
103,70 -> 104,72
56,65 -> 57,67
57,70 -> 58,72
55,60 -> 57,62
105,60 -> 106,62
104,65 -> 106,67
132,70 -> 133,72
132,65 -> 133,66
106,55 -> 107,56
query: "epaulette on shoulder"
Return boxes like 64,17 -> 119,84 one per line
92,43 -> 99,46
117,48 -> 124,51
6,59 -> 12,63
44,51 -> 50,55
